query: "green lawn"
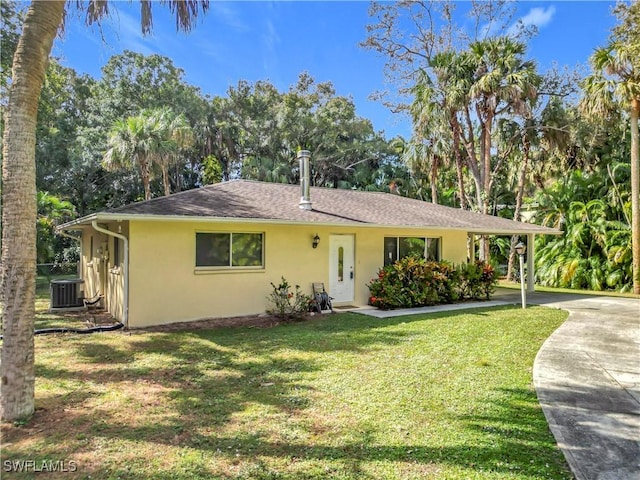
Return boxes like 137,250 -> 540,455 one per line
2,306 -> 571,479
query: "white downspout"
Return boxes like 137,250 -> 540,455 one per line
92,221 -> 129,328
527,233 -> 535,293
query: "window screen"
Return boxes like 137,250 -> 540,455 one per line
196,233 -> 263,268
384,236 -> 441,265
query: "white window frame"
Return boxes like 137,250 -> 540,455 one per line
195,231 -> 265,271
384,236 -> 441,265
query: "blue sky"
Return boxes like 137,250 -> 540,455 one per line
52,1 -> 618,139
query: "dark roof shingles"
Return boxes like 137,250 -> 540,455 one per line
105,180 -> 556,233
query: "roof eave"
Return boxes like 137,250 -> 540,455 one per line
56,212 -> 561,236
468,228 -> 562,236
56,213 -> 99,231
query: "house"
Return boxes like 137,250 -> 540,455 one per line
57,153 -> 560,328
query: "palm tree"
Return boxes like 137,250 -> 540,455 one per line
103,108 -> 195,199
150,108 -> 194,196
467,37 -> 539,210
399,139 -> 431,202
410,55 -> 472,209
428,52 -> 474,210
0,0 -> 66,423
466,37 -> 540,259
1,0 -> 209,422
580,3 -> 640,294
408,71 -> 450,205
103,115 -> 155,200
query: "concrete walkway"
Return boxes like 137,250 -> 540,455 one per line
355,298 -> 512,318
357,289 -> 640,480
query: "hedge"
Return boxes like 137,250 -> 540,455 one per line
367,257 -> 497,310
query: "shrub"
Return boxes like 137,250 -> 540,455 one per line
456,261 -> 498,300
368,257 -> 497,309
266,277 -> 312,320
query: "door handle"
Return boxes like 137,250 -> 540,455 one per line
350,270 -> 354,280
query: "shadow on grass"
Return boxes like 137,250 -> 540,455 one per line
31,330 -> 323,429
15,385 -> 571,479
4,307 -> 572,479
457,387 -> 571,475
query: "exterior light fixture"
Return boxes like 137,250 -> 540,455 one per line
515,241 -> 527,309
312,234 -> 320,249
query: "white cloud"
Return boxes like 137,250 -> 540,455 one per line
53,7 -> 157,69
109,10 -> 157,55
508,6 -> 556,36
263,18 -> 280,53
193,39 -> 227,63
521,6 -> 556,27
211,3 -> 250,33
261,18 -> 281,77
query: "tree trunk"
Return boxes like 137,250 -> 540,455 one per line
1,1 -> 65,422
139,156 -> 152,200
430,156 -> 439,204
507,130 -> 530,281
462,107 -> 482,210
161,163 -> 171,197
630,98 -> 640,294
450,117 -> 467,209
174,163 -> 182,193
478,108 -> 493,261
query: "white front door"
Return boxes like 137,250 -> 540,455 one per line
329,235 -> 355,304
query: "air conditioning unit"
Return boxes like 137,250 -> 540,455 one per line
50,278 -> 85,310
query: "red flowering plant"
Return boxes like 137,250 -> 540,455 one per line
368,256 -> 447,309
479,261 -> 497,299
456,260 -> 498,300
368,257 -> 497,310
267,277 -> 312,320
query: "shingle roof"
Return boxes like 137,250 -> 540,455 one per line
63,180 -> 560,235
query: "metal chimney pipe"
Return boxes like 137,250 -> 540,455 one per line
298,150 -> 312,210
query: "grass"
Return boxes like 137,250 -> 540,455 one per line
498,280 -> 640,299
1,305 -> 572,479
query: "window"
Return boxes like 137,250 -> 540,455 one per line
384,237 -> 440,266
196,232 -> 263,268
113,238 -> 120,266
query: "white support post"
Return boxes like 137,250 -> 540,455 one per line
527,233 -> 535,293
469,234 -> 476,261
518,253 -> 527,309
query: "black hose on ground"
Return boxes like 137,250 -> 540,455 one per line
0,322 -> 124,339
35,322 -> 124,335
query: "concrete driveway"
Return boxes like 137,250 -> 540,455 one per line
524,292 -> 640,480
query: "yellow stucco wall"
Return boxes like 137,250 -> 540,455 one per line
125,220 -> 469,328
